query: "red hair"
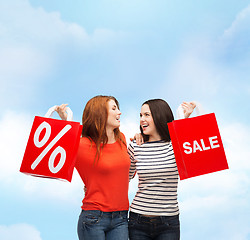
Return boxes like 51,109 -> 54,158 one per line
81,95 -> 126,161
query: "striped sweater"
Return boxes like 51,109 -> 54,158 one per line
128,140 -> 179,216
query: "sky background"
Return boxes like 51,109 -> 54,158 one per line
0,0 -> 250,239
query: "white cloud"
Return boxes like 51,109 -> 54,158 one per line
178,122 -> 250,239
221,123 -> 250,170
0,223 -> 42,240
222,4 -> 250,41
0,111 -> 31,181
215,4 -> 250,71
0,0 -> 88,45
0,0 -> 129,59
0,0 -> 128,47
161,4 -> 250,104
0,0 -> 129,108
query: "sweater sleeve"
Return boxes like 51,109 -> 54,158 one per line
128,141 -> 136,180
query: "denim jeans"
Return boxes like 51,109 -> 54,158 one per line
77,210 -> 128,240
128,212 -> 180,240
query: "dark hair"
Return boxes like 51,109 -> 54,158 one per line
82,95 -> 125,161
140,99 -> 174,142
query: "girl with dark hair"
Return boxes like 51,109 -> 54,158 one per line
128,99 -> 195,240
56,95 -> 130,240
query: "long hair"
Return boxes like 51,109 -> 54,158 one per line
140,99 -> 174,143
81,95 -> 125,161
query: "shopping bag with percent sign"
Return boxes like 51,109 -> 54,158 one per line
20,106 -> 82,182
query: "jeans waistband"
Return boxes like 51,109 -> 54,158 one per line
130,212 -> 161,220
129,211 -> 179,223
82,210 -> 128,218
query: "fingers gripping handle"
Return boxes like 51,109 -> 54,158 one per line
45,105 -> 73,121
176,101 -> 205,119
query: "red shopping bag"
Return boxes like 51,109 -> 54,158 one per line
20,106 -> 82,182
168,109 -> 228,180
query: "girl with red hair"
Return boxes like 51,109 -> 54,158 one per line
56,95 -> 130,240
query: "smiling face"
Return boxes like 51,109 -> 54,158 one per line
106,99 -> 121,130
140,104 -> 161,142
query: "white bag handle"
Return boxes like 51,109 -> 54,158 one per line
176,101 -> 205,119
44,105 -> 73,121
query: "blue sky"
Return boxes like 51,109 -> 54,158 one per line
0,0 -> 250,239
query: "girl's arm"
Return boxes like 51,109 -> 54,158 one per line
128,142 -> 137,180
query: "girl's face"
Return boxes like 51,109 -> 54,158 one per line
106,99 -> 121,130
140,104 -> 160,141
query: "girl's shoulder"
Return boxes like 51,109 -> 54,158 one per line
120,132 -> 126,142
80,136 -> 93,145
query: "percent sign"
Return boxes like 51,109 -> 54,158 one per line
31,121 -> 72,173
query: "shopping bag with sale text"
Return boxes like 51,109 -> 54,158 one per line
168,104 -> 228,180
20,106 -> 82,182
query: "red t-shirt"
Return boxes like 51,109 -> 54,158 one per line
75,134 -> 130,212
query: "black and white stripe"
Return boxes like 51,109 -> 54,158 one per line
129,140 -> 179,216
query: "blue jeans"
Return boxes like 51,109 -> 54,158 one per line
128,212 -> 180,240
77,210 -> 128,240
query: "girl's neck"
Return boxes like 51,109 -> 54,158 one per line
148,133 -> 162,142
106,127 -> 116,144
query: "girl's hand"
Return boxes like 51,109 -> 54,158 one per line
55,104 -> 68,120
181,101 -> 196,118
130,133 -> 144,146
